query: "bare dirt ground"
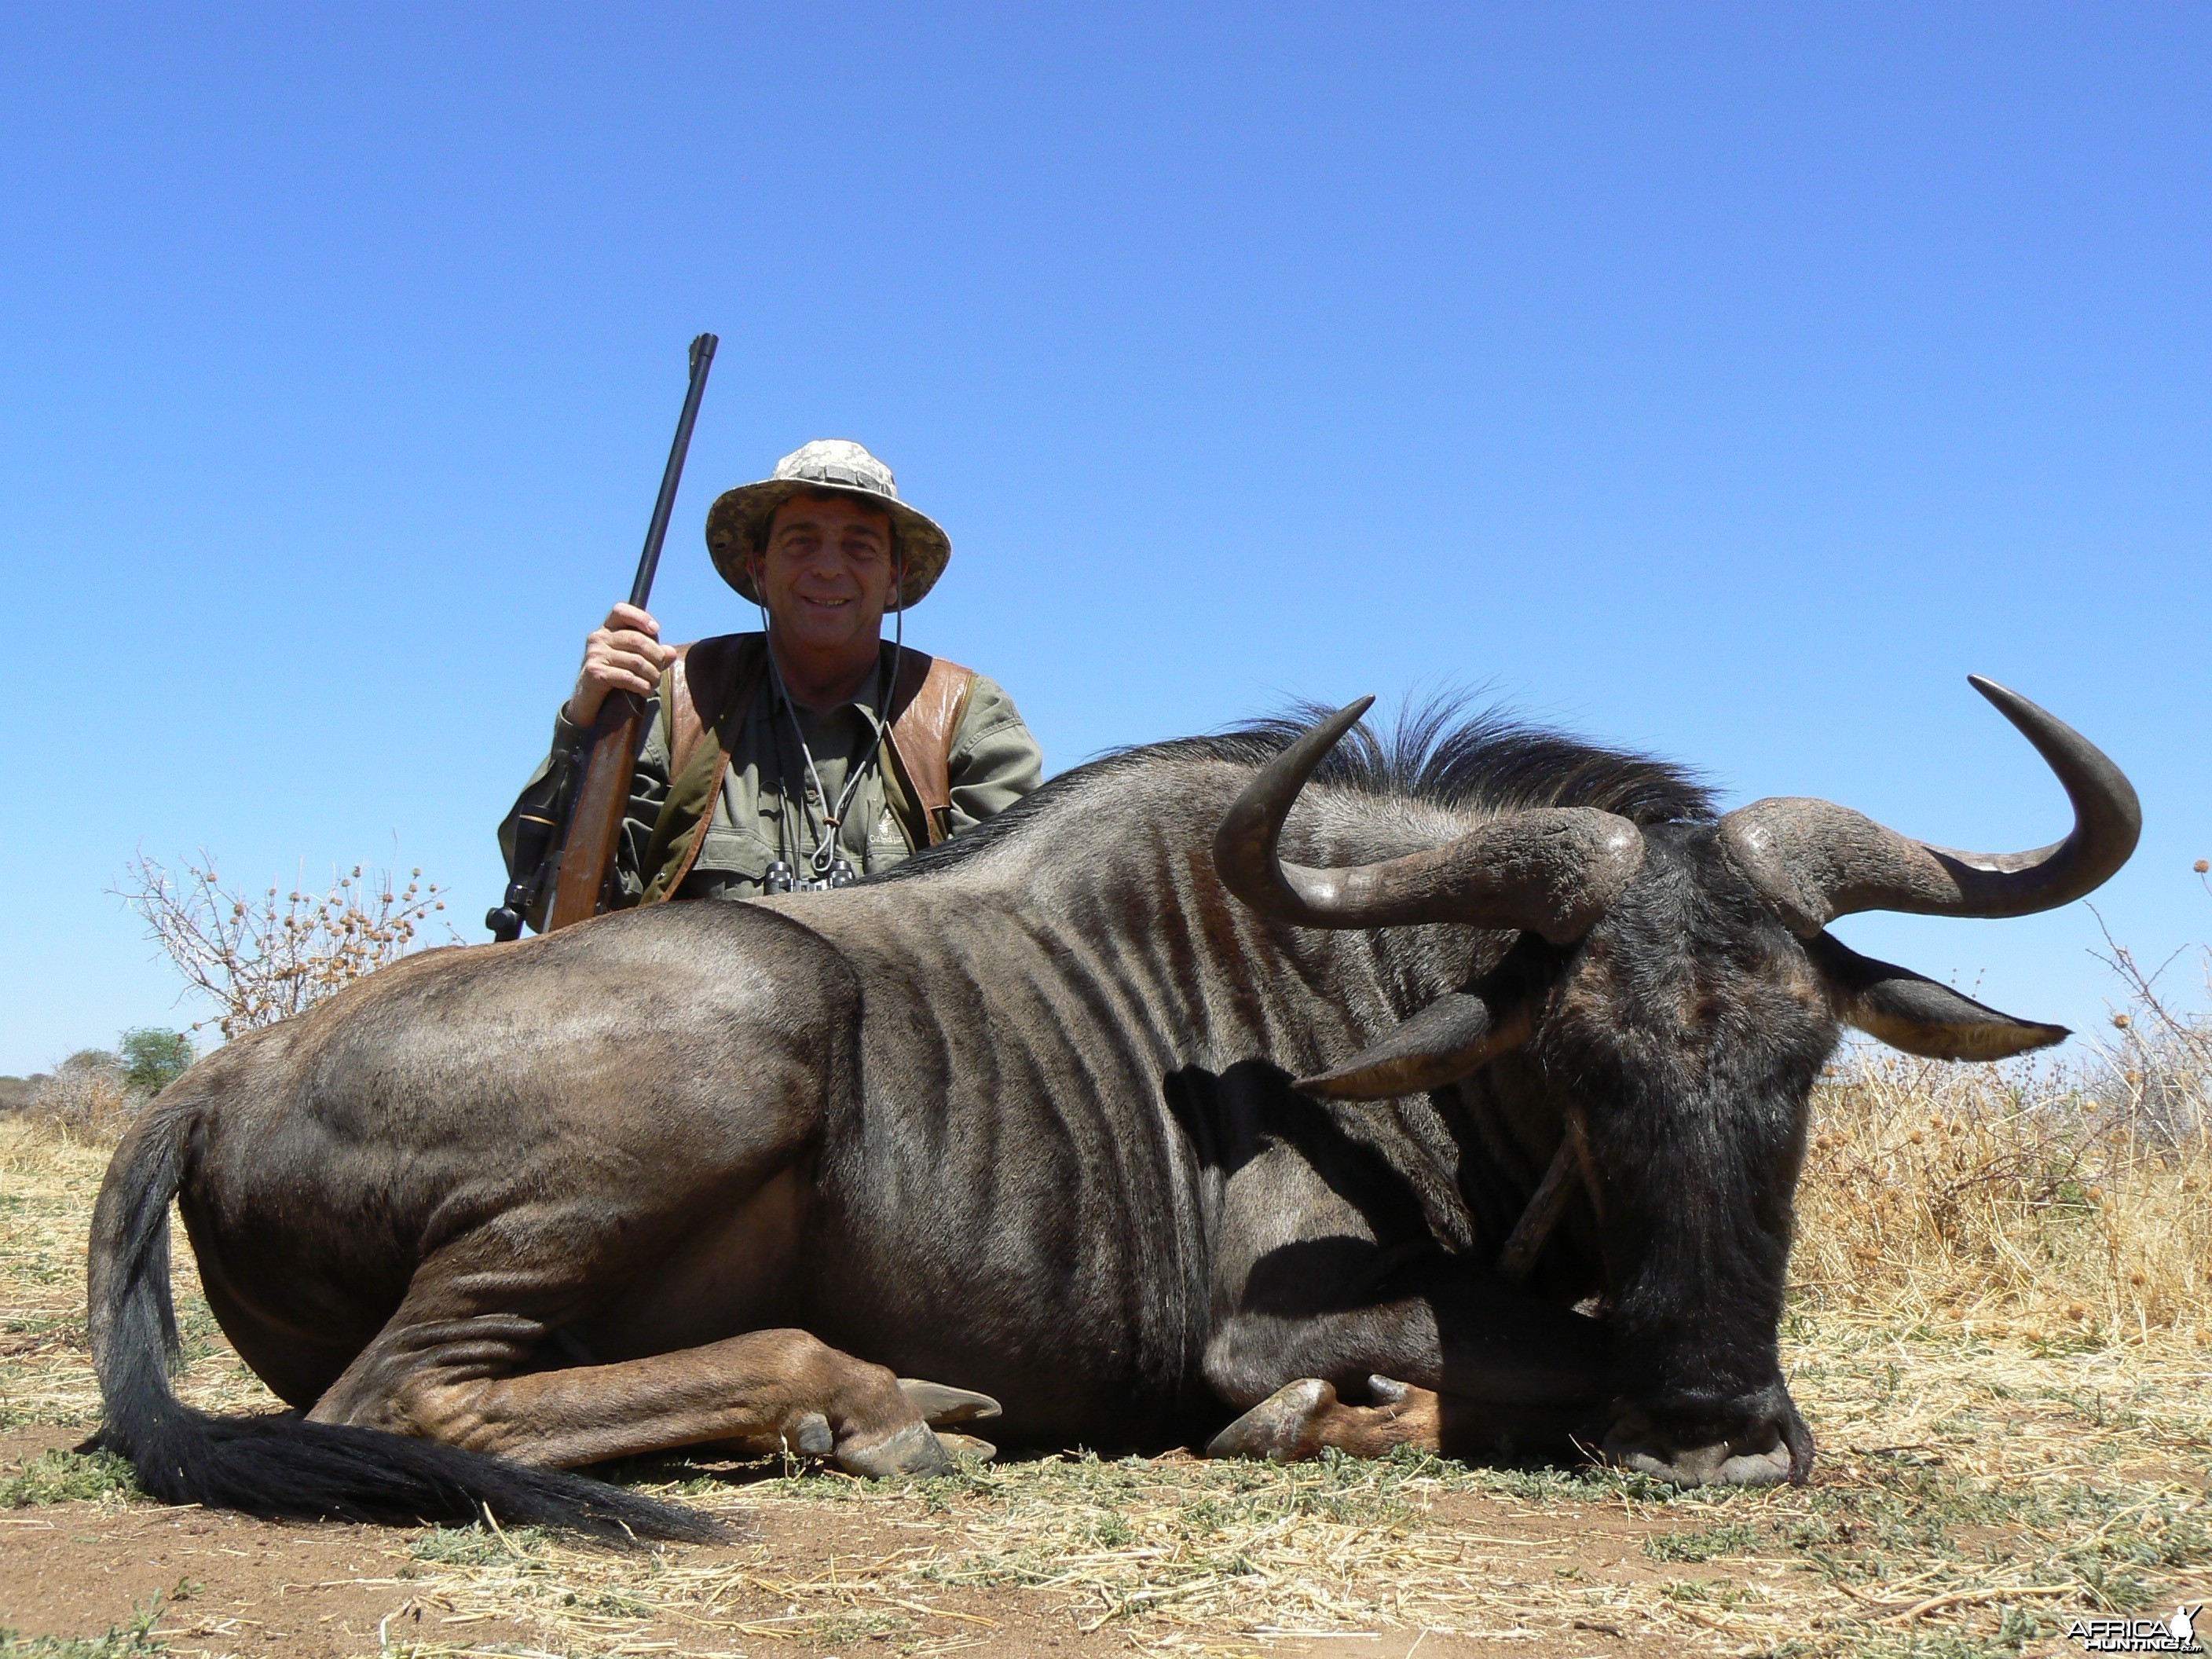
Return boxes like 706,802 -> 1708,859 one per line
5,1118 -> 2207,1659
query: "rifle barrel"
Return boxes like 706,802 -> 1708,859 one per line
491,334 -> 720,939
628,332 -> 719,610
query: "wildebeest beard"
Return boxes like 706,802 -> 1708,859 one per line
84,681 -> 2136,1537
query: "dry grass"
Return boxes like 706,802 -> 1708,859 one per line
0,1122 -> 267,1434
2,1046 -> 2207,1658
1794,1046 -> 2211,1351
16,1060 -> 141,1143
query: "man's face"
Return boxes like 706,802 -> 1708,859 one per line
749,493 -> 897,657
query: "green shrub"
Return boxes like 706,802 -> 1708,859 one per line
115,1031 -> 192,1097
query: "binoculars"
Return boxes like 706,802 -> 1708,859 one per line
764,858 -> 857,894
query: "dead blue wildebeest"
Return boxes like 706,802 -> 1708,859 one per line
87,678 -> 2137,1540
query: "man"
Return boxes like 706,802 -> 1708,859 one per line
500,440 -> 1041,924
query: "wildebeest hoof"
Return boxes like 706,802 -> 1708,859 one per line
837,1419 -> 954,1480
1606,1437 -> 1794,1487
1206,1378 -> 1335,1461
934,1430 -> 998,1462
898,1379 -> 1002,1427
789,1411 -> 834,1458
1602,1407 -> 1808,1488
1602,1386 -> 1814,1488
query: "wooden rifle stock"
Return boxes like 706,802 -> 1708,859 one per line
520,331 -> 717,934
545,690 -> 650,928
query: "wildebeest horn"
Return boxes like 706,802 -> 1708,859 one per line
1214,698 -> 1646,945
1718,676 -> 2141,936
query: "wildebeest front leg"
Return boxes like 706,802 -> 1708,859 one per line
1201,1262 -> 1607,1463
1207,1375 -> 1445,1461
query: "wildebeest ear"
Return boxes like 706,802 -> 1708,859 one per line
1297,990 -> 1533,1101
1804,932 -> 2068,1062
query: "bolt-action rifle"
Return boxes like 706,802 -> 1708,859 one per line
486,332 -> 717,941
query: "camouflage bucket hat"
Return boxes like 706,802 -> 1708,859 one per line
704,439 -> 952,611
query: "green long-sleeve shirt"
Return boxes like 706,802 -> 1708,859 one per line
499,639 -> 1042,928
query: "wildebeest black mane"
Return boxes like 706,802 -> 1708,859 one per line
881,697 -> 1712,884
1198,698 -> 1714,825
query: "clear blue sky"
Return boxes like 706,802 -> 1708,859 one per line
2,5 -> 2207,1074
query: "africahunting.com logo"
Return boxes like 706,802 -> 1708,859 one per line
2069,1606 -> 2203,1654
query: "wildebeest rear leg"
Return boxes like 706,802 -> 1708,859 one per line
1202,1264 -> 1606,1463
310,1306 -> 994,1479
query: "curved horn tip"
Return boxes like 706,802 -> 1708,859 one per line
1272,695 -> 1378,778
1265,694 -> 1378,793
1964,674 -> 2109,759
1325,694 -> 1377,737
1966,673 -> 2029,719
1213,695 -> 1379,920
1965,672 -> 2143,837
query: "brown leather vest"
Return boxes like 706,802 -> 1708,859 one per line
646,633 -> 978,901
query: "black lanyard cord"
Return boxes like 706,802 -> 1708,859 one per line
765,649 -> 894,874
755,569 -> 905,880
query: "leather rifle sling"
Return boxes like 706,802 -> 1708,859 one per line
882,650 -> 977,848
639,635 -> 765,903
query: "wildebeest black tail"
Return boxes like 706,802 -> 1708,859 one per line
86,1092 -> 726,1545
